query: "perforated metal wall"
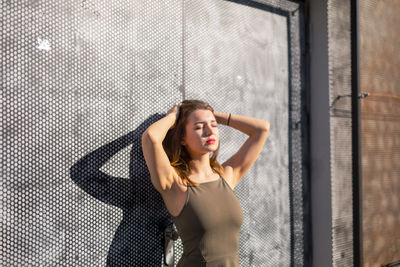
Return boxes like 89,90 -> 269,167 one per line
327,0 -> 354,266
2,1 -> 182,266
1,0 -> 307,266
176,1 -> 307,266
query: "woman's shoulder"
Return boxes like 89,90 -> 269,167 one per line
220,165 -> 236,189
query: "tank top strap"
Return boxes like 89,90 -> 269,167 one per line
186,173 -> 223,187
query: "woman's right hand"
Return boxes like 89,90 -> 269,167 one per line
167,102 -> 183,128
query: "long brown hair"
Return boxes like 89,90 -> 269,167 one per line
162,99 -> 224,186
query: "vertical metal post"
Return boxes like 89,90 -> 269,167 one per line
350,0 -> 362,266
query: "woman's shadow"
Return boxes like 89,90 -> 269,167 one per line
70,113 -> 175,266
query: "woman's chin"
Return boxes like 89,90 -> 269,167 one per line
205,145 -> 218,152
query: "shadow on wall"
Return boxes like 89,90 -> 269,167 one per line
69,113 -> 172,266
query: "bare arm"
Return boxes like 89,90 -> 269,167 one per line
214,111 -> 270,189
143,113 -> 176,143
142,104 -> 181,192
214,111 -> 269,136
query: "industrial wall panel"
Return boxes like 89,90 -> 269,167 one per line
327,0 -> 354,266
1,0 -> 307,266
359,1 -> 400,266
2,1 -> 182,266
178,1 -> 307,266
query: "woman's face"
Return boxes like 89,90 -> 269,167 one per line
181,109 -> 219,156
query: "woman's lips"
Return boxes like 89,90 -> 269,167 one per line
206,139 -> 216,144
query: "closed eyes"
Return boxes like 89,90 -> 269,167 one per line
196,125 -> 218,129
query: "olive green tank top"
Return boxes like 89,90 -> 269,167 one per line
171,174 -> 243,267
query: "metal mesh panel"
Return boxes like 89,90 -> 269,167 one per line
177,1 -> 306,266
1,0 -> 307,266
359,1 -> 400,266
2,1 -> 182,266
327,0 -> 354,266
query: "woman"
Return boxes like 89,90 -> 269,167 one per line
142,99 -> 270,266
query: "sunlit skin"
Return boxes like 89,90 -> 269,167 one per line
180,109 -> 219,180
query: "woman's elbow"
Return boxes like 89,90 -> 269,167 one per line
262,121 -> 270,132
266,121 -> 270,130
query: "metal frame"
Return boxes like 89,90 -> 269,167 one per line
351,0 -> 362,266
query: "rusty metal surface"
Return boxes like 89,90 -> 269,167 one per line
360,1 -> 400,266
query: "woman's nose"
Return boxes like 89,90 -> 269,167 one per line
205,125 -> 214,135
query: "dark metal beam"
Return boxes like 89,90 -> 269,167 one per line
350,0 -> 362,266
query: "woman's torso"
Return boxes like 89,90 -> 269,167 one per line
164,172 -> 243,266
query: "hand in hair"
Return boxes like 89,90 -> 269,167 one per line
167,102 -> 183,129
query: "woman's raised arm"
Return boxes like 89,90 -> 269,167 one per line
141,103 -> 181,192
214,111 -> 270,189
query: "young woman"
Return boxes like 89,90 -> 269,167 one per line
141,99 -> 270,266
